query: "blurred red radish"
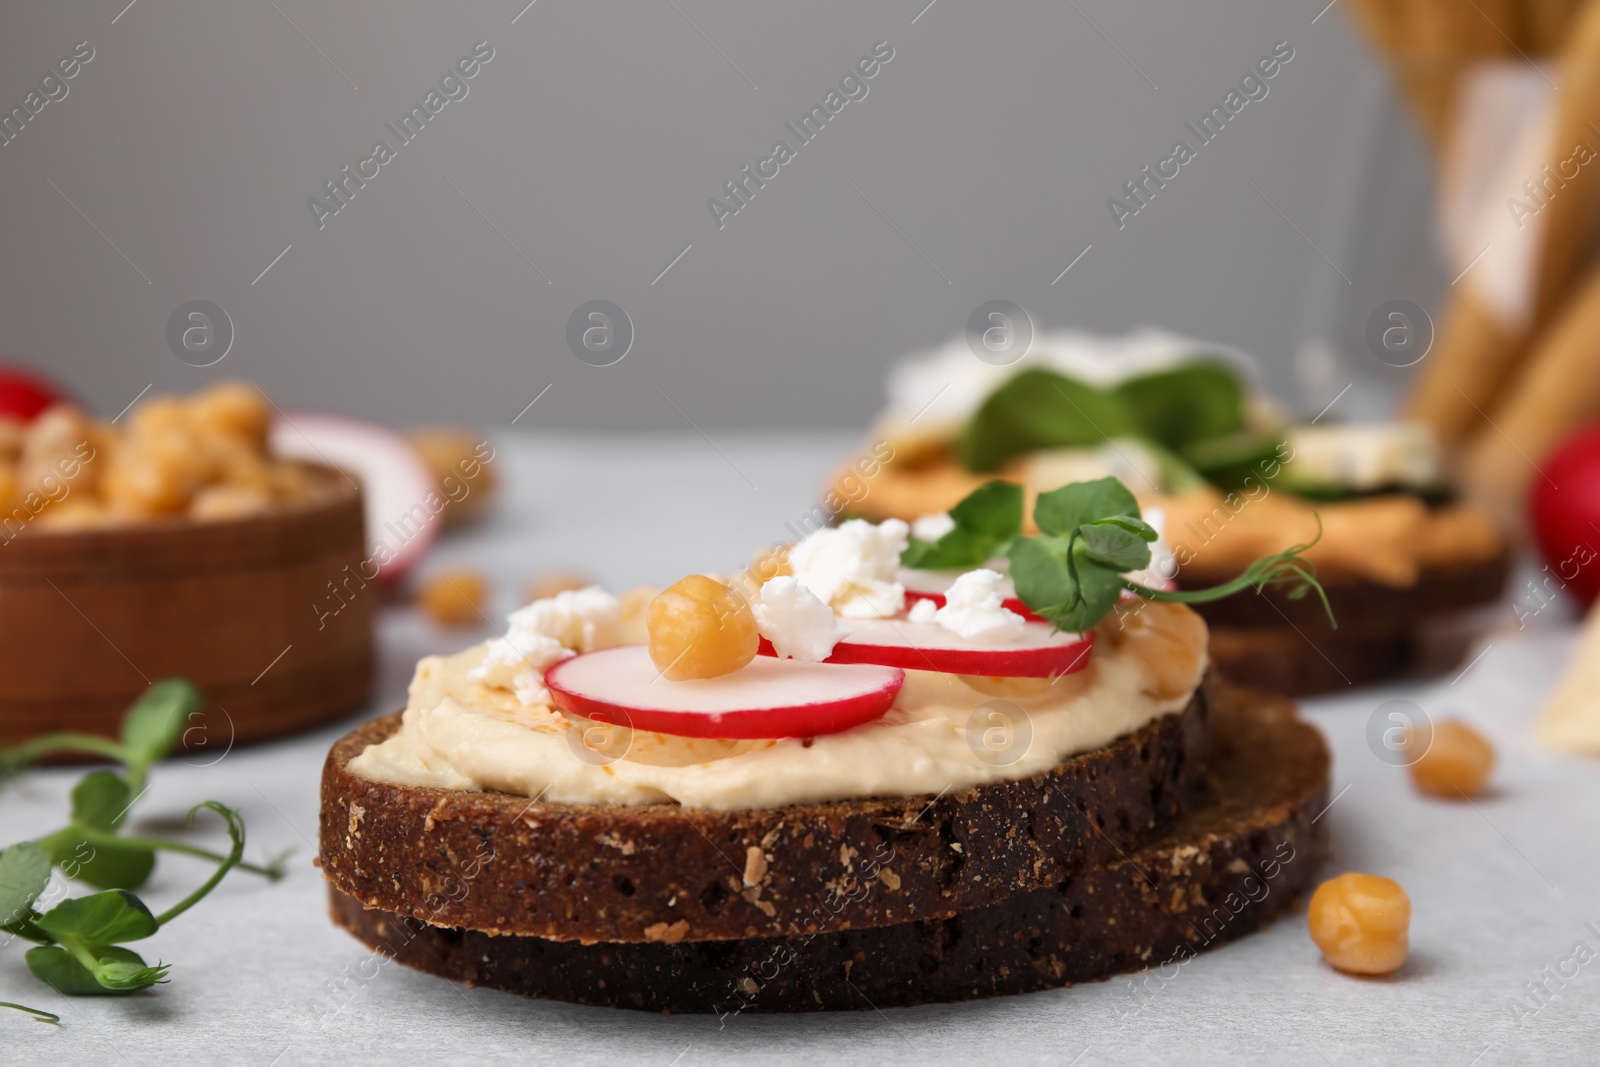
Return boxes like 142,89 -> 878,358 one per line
0,364 -> 69,420
1530,426 -> 1600,606
269,412 -> 439,582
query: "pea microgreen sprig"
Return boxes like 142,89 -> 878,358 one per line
901,477 -> 1334,634
0,679 -> 286,1015
899,481 -> 1023,570
2,678 -> 201,797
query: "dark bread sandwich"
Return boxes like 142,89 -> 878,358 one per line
319,477 -> 1331,1010
325,684 -> 1325,1011
829,330 -> 1507,695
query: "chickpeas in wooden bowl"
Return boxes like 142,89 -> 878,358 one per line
0,383 -> 374,751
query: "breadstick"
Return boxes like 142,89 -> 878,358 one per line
1527,0 -> 1589,53
1406,2 -> 1600,451
1529,0 -> 1600,324
1344,0 -> 1450,147
1463,259 -> 1600,521
1403,287 -> 1521,451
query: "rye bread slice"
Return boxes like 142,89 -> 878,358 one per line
1181,549 -> 1509,632
1204,625 -> 1415,696
326,683 -> 1327,1012
1188,550 -> 1508,695
319,682 -> 1209,944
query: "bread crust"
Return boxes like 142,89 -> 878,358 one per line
326,684 -> 1325,1012
1186,550 -> 1507,695
319,682 -> 1209,943
1180,549 -> 1509,631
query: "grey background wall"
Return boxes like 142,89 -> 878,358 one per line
0,0 -> 1440,432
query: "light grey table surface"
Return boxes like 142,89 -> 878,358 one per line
3,430 -> 1598,1066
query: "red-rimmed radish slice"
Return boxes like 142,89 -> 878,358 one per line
760,618 -> 1093,679
544,645 -> 904,739
897,566 -> 1044,621
269,412 -> 439,583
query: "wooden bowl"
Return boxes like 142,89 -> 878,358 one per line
0,463 -> 374,749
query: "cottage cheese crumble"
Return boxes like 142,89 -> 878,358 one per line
753,576 -> 852,661
469,586 -> 620,705
933,568 -> 1026,643
787,517 -> 909,618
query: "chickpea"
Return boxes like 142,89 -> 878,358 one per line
19,405 -> 99,498
0,417 -> 27,463
189,381 -> 270,448
35,499 -> 108,531
20,386 -> 315,532
647,575 -> 759,680
117,402 -> 211,507
189,484 -> 273,522
266,462 -> 315,503
1096,599 -> 1208,700
418,569 -> 489,626
102,445 -> 200,517
411,427 -> 496,526
127,396 -> 189,441
197,434 -> 271,493
1308,872 -> 1410,976
1409,719 -> 1495,799
748,544 -> 792,585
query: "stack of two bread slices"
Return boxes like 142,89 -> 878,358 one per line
319,678 -> 1330,1013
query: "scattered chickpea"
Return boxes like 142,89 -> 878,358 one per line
647,575 -> 759,680
524,568 -> 595,605
418,570 -> 490,626
1308,872 -> 1410,976
747,544 -> 792,587
411,427 -> 496,527
1408,719 -> 1494,799
1096,599 -> 1207,700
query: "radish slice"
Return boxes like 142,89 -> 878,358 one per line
544,645 -> 904,739
269,412 -> 439,582
899,567 -> 1043,622
760,618 -> 1093,679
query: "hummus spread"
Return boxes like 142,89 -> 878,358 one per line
348,606 -> 1206,811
